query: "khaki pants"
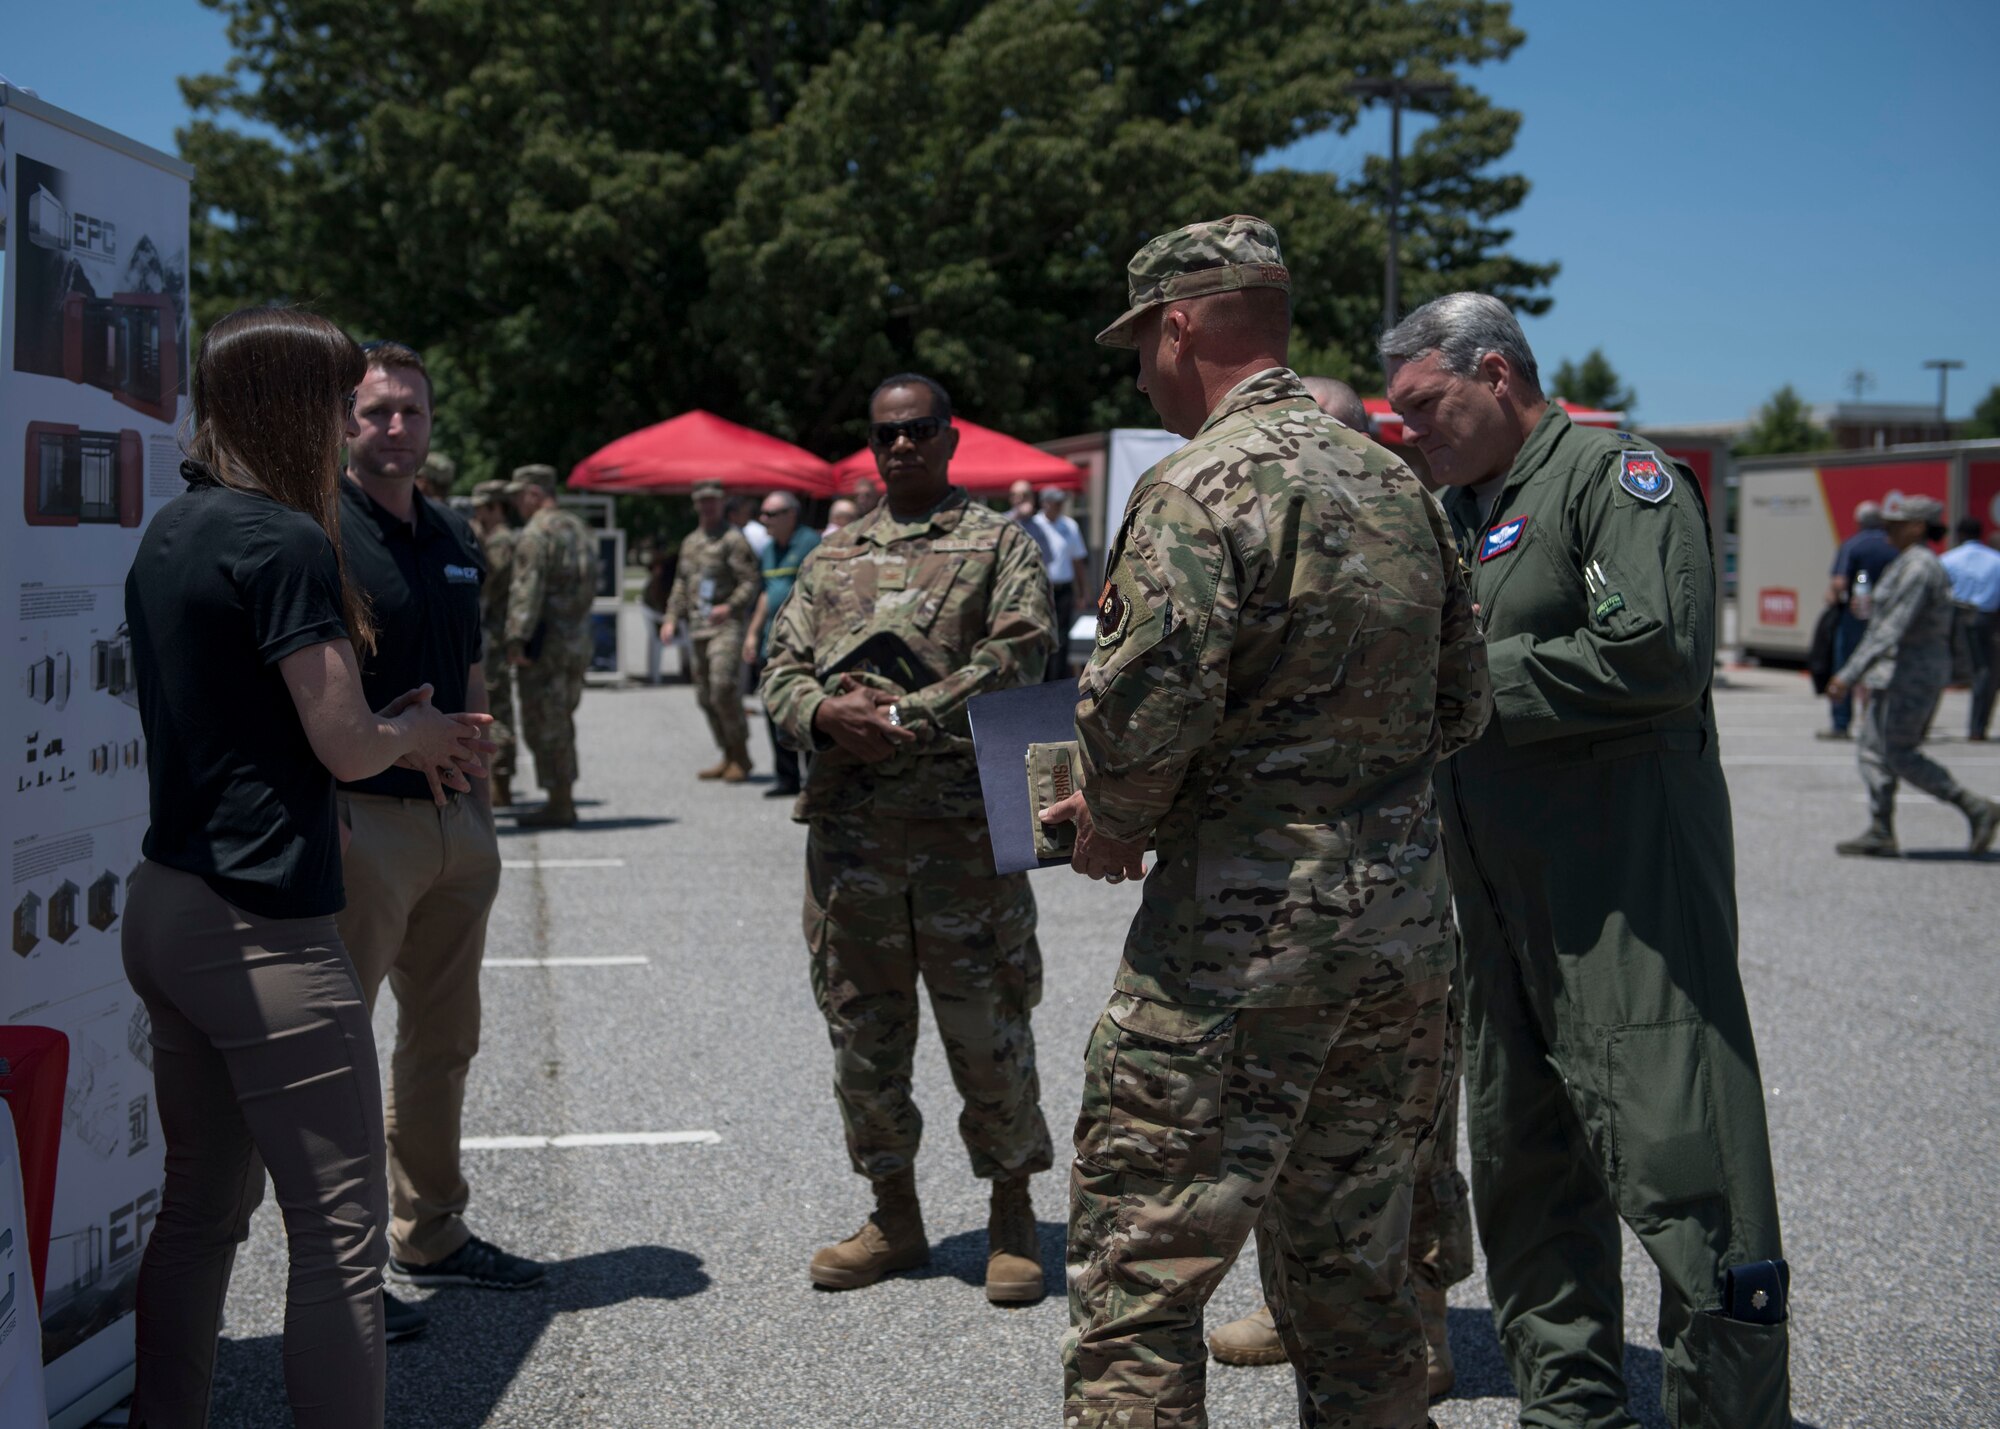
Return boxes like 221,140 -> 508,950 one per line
336,792 -> 501,1265
123,861 -> 386,1429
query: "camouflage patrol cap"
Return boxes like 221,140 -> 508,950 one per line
419,452 -> 457,483
691,480 -> 725,500
1882,493 -> 1944,524
512,463 -> 558,491
502,479 -> 529,499
471,479 -> 508,504
1096,214 -> 1290,349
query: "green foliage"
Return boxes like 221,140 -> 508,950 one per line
1551,348 -> 1635,414
181,0 -> 1555,482
1963,383 -> 2000,439
1736,385 -> 1833,457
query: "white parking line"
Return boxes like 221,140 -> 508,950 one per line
484,956 -> 649,967
501,858 -> 628,868
462,1131 -> 720,1150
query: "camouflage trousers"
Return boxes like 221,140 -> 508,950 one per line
690,625 -> 749,758
804,812 -> 1053,1182
1859,677 -> 1970,824
484,647 -> 518,779
1063,973 -> 1451,1429
518,647 -> 587,788
1412,978 -> 1473,1287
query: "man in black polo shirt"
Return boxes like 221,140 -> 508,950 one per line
338,343 -> 544,1339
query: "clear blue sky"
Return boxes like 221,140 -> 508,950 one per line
9,0 -> 1997,426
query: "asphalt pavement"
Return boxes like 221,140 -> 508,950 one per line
184,664 -> 1998,1428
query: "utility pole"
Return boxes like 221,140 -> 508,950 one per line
1922,358 -> 1964,424
1350,74 -> 1453,329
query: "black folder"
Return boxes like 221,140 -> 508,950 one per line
967,677 -> 1081,874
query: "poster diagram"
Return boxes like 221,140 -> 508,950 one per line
3,83 -> 188,1424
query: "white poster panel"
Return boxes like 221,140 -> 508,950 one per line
1,1102 -> 51,1428
0,86 -> 190,1425
1104,427 -> 1186,537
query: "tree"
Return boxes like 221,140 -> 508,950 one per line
1551,349 -> 1635,413
1963,383 -> 2000,439
1736,385 -> 1833,457
180,0 -> 1556,479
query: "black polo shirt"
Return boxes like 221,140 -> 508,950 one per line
337,475 -> 487,799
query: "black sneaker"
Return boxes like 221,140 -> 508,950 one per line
384,1289 -> 429,1342
389,1235 -> 546,1290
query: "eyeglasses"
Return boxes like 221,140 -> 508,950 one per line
760,507 -> 793,519
868,417 -> 943,450
344,390 -> 357,415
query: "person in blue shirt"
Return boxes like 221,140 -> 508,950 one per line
743,491 -> 823,796
1942,517 -> 2000,740
1821,501 -> 1899,738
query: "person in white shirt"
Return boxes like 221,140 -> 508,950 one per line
1032,488 -> 1088,679
1942,517 -> 2000,739
729,493 -> 773,562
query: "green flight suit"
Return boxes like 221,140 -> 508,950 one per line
1439,407 -> 1789,1429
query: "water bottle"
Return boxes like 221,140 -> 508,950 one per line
1851,568 -> 1872,620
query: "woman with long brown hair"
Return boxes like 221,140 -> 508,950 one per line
122,305 -> 489,1428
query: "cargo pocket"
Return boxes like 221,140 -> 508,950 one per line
1605,1019 -> 1728,1217
1663,1311 -> 1790,1429
1085,993 -> 1234,1184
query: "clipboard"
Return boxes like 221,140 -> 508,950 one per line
967,677 -> 1081,874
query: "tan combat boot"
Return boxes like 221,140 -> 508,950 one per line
809,1170 -> 929,1290
984,1176 -> 1044,1304
1208,1304 -> 1287,1367
720,744 -> 753,784
1413,1260 -> 1454,1399
696,753 -> 731,780
515,782 -> 576,828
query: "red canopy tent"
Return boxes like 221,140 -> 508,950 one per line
567,410 -> 833,496
831,418 -> 1085,495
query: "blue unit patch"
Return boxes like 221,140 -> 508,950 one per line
1618,451 -> 1674,504
1480,515 -> 1528,562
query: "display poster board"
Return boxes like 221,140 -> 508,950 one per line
1,84 -> 190,1427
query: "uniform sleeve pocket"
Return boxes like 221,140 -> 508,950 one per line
1082,994 -> 1235,1184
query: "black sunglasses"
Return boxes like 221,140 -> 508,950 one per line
868,417 -> 944,450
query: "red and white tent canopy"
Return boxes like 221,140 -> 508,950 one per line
567,410 -> 833,496
832,418 -> 1084,496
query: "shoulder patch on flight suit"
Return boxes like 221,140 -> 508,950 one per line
1617,451 -> 1674,504
1480,515 -> 1528,562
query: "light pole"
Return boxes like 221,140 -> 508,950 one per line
1349,74 -> 1453,329
1922,358 -> 1964,425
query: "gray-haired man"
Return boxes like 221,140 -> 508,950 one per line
1384,291 -> 1792,1429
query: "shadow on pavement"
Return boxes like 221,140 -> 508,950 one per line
496,815 -> 678,836
1897,848 -> 1996,862
207,1244 -> 710,1428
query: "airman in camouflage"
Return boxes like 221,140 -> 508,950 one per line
505,464 -> 597,827
1047,217 -> 1490,1429
664,481 -> 761,782
1207,377 -> 1472,1402
472,478 -> 524,806
760,372 -> 1057,1306
1827,492 -> 2000,855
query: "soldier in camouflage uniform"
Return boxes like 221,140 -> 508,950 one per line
1208,375 -> 1474,1402
505,464 -> 597,827
663,481 -> 761,782
1044,217 -> 1491,1429
1827,492 -> 2000,855
471,478 -> 524,807
761,372 -> 1058,1306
